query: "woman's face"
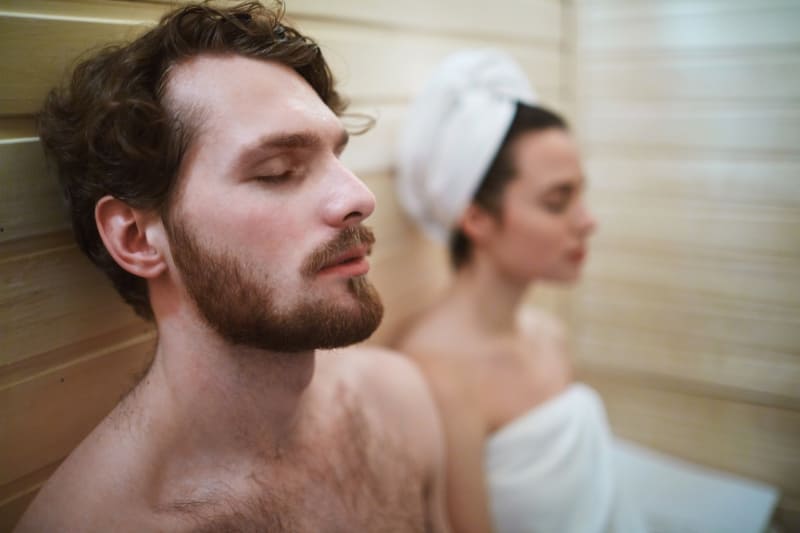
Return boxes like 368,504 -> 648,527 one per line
482,128 -> 597,284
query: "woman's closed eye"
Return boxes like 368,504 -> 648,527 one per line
542,186 -> 574,213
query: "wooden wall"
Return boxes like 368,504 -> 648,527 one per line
0,0 -> 564,528
569,0 -> 800,527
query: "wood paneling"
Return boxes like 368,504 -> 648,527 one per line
0,11 -> 153,116
0,2 -> 561,116
582,370 -> 800,494
0,335 -> 155,488
578,50 -> 800,102
142,0 -> 562,44
586,157 -> 800,208
0,235 -> 145,366
580,102 -> 800,153
573,0 -> 800,518
0,138 -> 67,243
576,1 -> 800,53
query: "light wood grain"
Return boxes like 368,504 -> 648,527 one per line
576,1 -> 800,53
578,50 -> 800,102
137,0 -> 562,44
0,4 -> 561,116
303,19 -> 561,103
580,101 -> 800,153
0,138 -> 67,244
581,370 -> 800,495
0,13 -> 152,116
573,0 -> 800,511
585,156 -> 800,209
590,211 -> 800,264
0,236 -> 146,366
289,0 -> 562,44
0,334 -> 155,488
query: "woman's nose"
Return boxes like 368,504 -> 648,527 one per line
321,159 -> 376,228
575,201 -> 598,236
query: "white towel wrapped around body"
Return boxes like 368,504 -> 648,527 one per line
485,383 -> 646,533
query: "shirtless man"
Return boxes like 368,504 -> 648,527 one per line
16,3 -> 447,531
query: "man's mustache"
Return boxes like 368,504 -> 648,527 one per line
301,225 -> 376,277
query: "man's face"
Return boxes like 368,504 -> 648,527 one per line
162,55 -> 382,352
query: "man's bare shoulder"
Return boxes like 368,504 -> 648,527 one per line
318,345 -> 444,458
319,345 -> 436,413
14,403 -> 151,532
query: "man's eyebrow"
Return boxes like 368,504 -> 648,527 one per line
237,129 -> 350,167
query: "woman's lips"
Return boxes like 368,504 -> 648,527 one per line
568,248 -> 586,263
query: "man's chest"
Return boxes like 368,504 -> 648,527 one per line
166,401 -> 429,532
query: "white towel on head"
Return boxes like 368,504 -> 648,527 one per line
396,49 -> 537,243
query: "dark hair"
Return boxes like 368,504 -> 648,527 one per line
38,1 -> 344,320
449,103 -> 568,269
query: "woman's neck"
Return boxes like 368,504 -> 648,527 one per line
448,254 -> 532,335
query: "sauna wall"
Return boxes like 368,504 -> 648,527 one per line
568,0 -> 800,526
0,0 -> 565,528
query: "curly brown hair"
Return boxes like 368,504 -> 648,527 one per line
38,1 -> 344,320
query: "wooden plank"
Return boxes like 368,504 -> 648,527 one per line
292,0 -> 562,44
0,321 -> 153,388
0,238 -> 146,366
0,488 -> 38,532
2,0 -> 166,21
576,1 -> 800,53
584,242 -> 799,317
776,495 -> 800,532
0,138 -> 68,244
302,19 -> 561,103
585,156 -> 800,209
137,0 -> 563,44
0,459 -> 59,531
0,4 -> 561,116
573,325 -> 800,408
577,49 -> 800,102
0,14 -> 153,116
0,334 -> 155,488
573,274 -> 800,356
588,197 -> 800,259
580,370 -> 800,496
578,102 -> 800,154
0,117 -> 35,139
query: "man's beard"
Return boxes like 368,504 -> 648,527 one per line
166,218 -> 384,353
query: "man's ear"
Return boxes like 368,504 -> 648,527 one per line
459,203 -> 498,246
95,195 -> 167,279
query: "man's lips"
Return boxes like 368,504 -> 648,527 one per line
317,245 -> 371,276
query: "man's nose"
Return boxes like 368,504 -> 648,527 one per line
321,159 -> 376,228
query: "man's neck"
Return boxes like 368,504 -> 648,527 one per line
139,310 -> 317,464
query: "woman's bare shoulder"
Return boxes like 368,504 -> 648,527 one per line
515,306 -> 573,383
